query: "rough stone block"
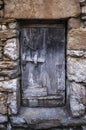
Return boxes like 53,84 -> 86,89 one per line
70,82 -> 86,117
67,50 -> 85,57
82,126 -> 86,130
0,68 -> 20,79
0,10 -> 3,18
0,78 -> 18,92
0,114 -> 8,123
68,28 -> 86,50
67,57 -> 86,82
0,76 -> 4,81
68,18 -> 81,30
4,38 -> 19,60
0,29 -> 17,40
4,0 -> 80,19
82,6 -> 86,15
7,92 -> 18,115
10,116 -> 27,128
0,61 -> 18,69
8,22 -> 17,29
0,92 -> 7,114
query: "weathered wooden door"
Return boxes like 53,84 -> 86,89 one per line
20,23 -> 65,107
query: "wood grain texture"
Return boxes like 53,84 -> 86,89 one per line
20,24 -> 65,107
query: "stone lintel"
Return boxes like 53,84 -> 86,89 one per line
4,0 -> 81,19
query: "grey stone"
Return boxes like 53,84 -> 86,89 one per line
82,6 -> 86,15
2,25 -> 7,30
0,76 -> 4,81
0,78 -> 18,92
70,82 -> 86,117
10,116 -> 27,128
84,52 -> 86,57
82,15 -> 86,20
21,107 -> 66,125
79,0 -> 86,6
82,126 -> 86,130
19,108 -> 86,129
0,125 -> 7,130
0,25 -> 2,30
4,38 -> 19,60
8,92 -> 18,115
0,114 -> 8,123
67,57 -> 86,82
7,123 -> 12,130
67,50 -> 84,57
0,46 -> 2,59
81,21 -> 86,28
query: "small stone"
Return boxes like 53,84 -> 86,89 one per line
67,57 -> 86,82
7,123 -> 12,130
2,25 -> 7,30
0,92 -> 7,114
0,47 -> 2,59
0,76 -> 4,81
84,51 -> 86,57
10,116 -> 27,128
0,52 -> 2,59
0,124 -> 7,130
0,30 -> 17,40
0,78 -> 18,92
82,6 -> 86,15
81,21 -> 86,28
0,61 -> 18,69
0,68 -> 20,79
68,18 -> 80,30
67,50 -> 84,57
0,25 -> 2,30
82,126 -> 86,130
70,82 -> 86,117
9,22 -> 17,29
0,114 -> 8,123
81,15 -> 86,20
8,92 -> 18,115
4,38 -> 19,60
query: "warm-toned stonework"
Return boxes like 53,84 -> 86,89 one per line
0,0 -> 86,130
4,0 -> 80,19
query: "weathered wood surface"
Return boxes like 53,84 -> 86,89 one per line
21,24 -> 65,107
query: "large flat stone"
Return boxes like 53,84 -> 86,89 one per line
4,0 -> 80,19
12,107 -> 86,129
21,107 -> 66,125
68,28 -> 86,50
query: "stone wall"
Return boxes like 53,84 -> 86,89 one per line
0,0 -> 86,130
